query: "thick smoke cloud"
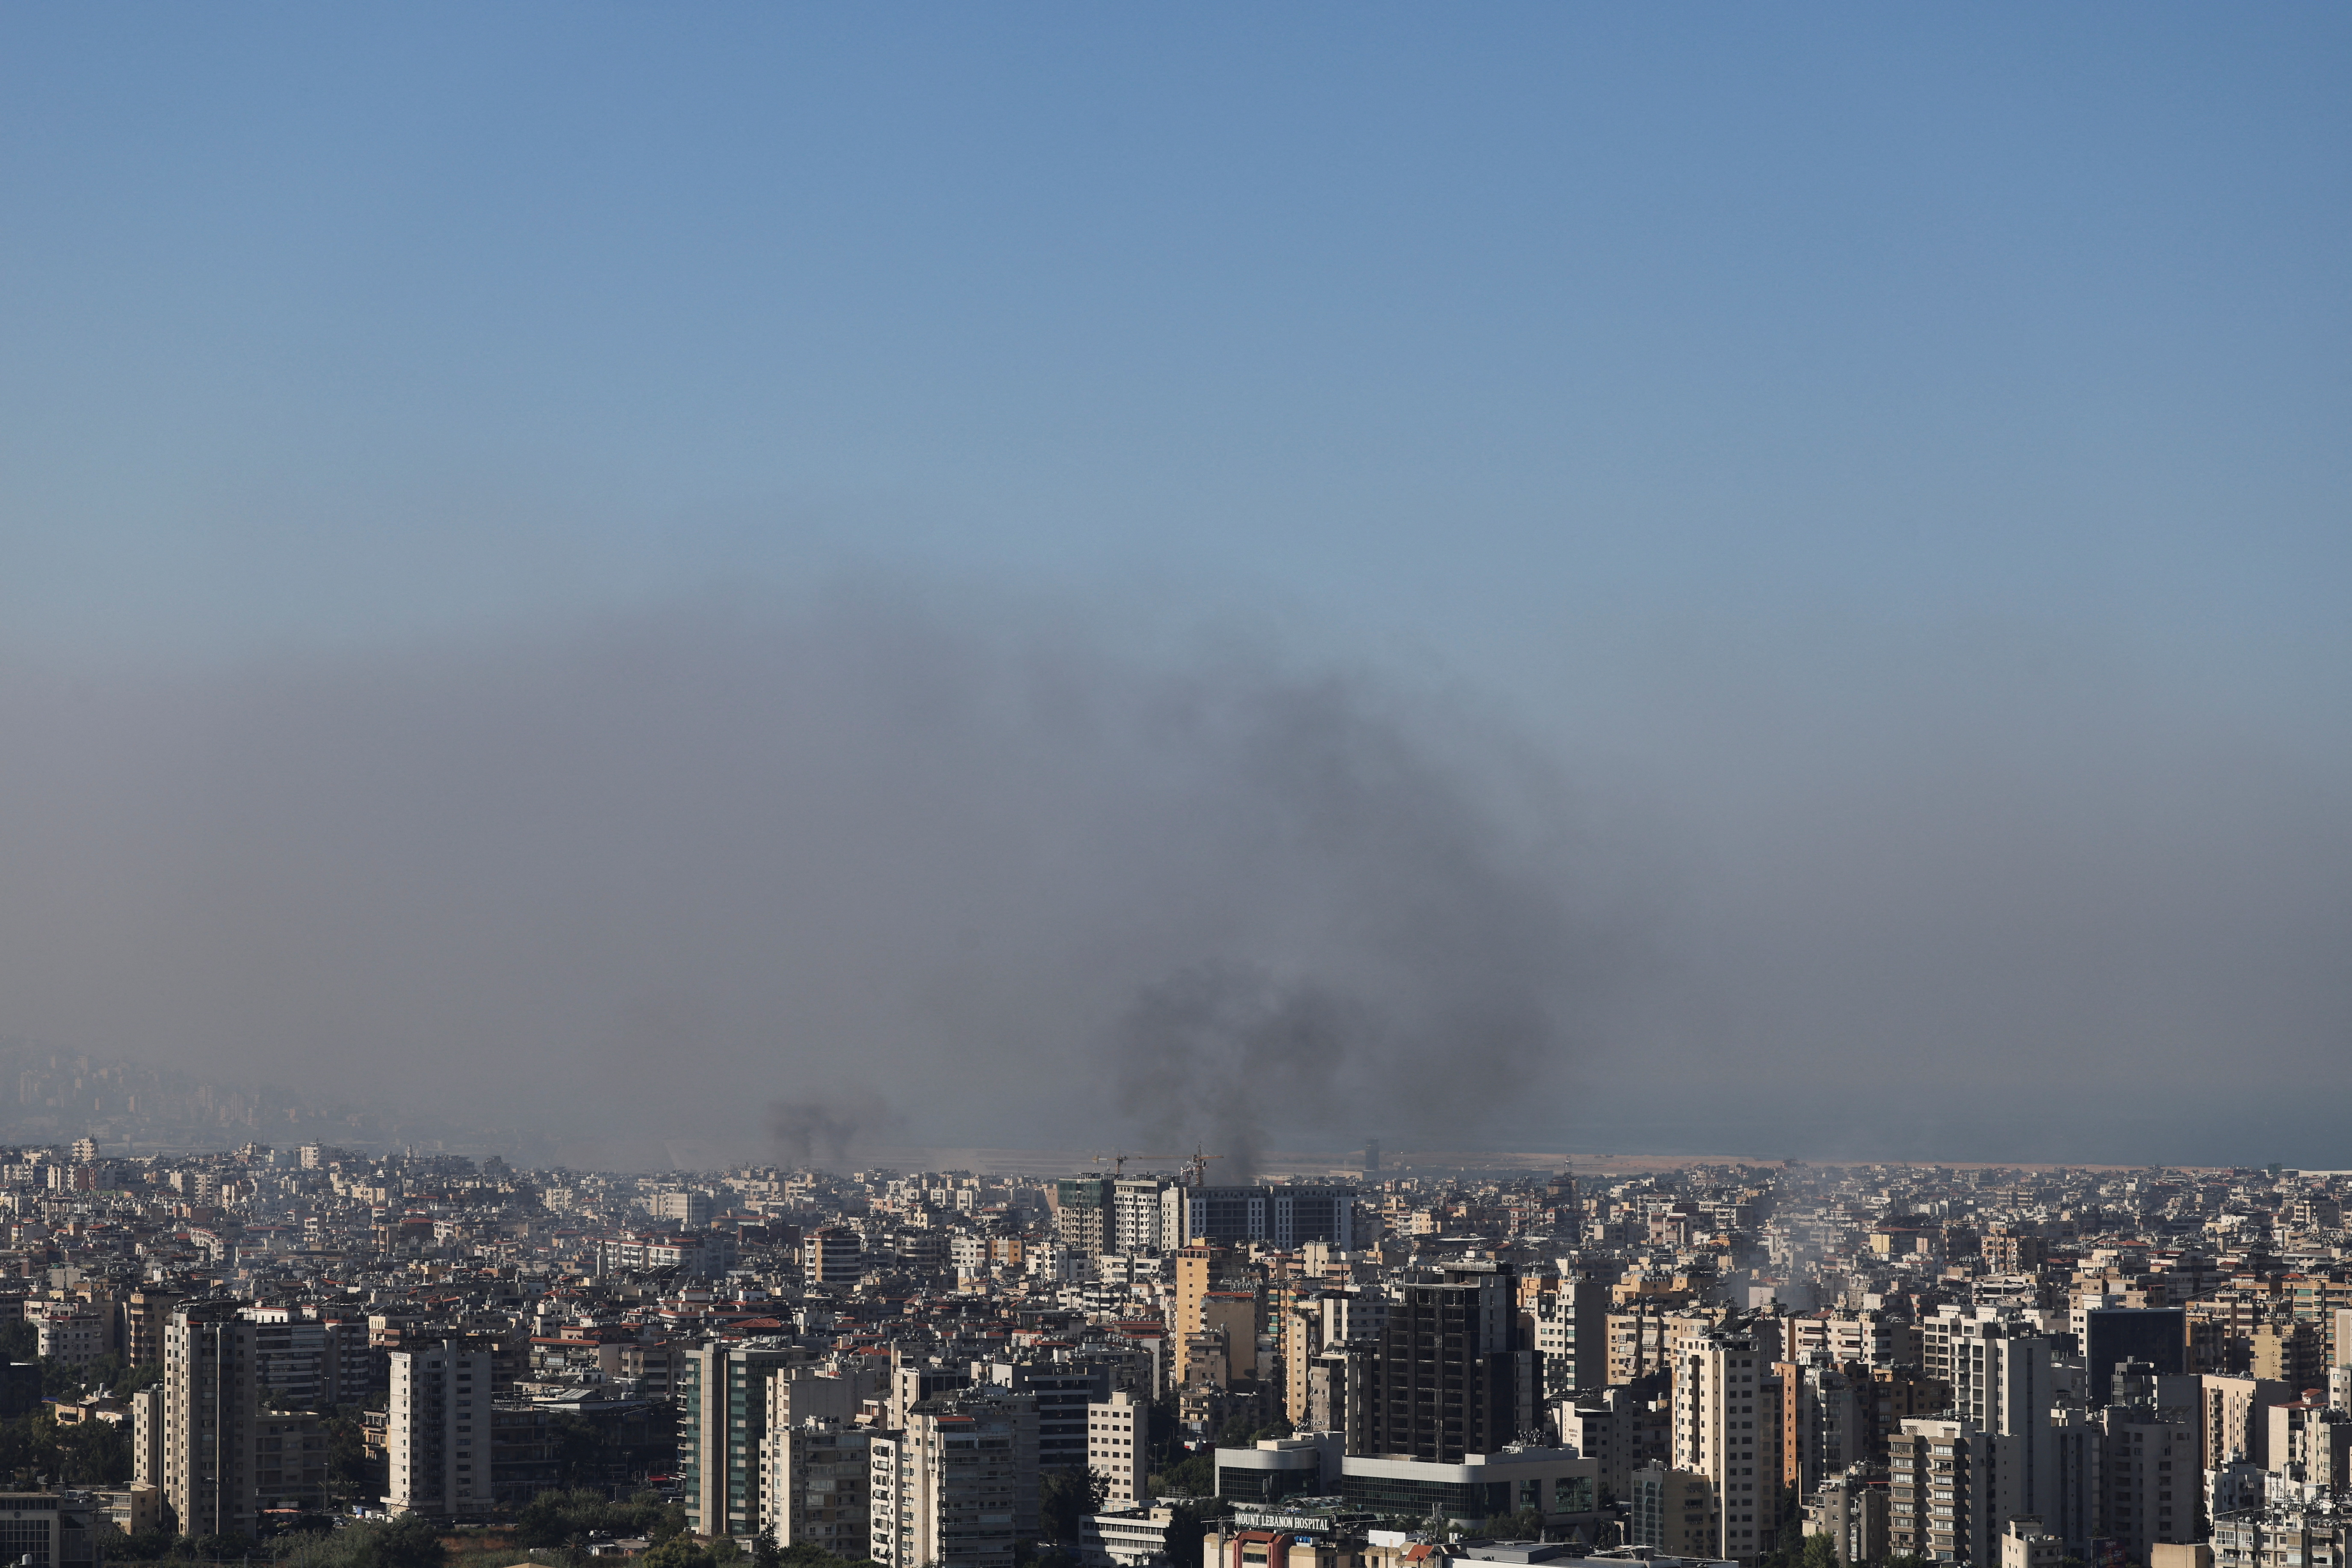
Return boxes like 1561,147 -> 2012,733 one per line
770,1090 -> 905,1167
1099,665 -> 1590,1179
1113,969 -> 1366,1184
0,593 -> 2346,1168
0,591 -> 1619,1166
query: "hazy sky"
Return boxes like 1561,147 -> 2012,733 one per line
2,7 -> 2346,1166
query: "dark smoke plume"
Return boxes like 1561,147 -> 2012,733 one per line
0,587 -> 2334,1165
1111,967 -> 1364,1182
1099,676 -> 1603,1172
769,1089 -> 902,1168
0,591 -> 1626,1160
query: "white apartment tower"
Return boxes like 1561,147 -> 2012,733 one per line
1945,1313 -> 2062,1528
1088,1391 -> 1147,1506
385,1340 -> 494,1516
1111,1179 -> 1171,1253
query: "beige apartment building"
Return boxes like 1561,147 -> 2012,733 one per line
1087,1391 -> 1147,1506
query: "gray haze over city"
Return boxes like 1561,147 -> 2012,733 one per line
0,585 -> 2344,1170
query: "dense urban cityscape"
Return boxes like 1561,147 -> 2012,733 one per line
0,1126 -> 2346,1568
5,14 -> 2340,1568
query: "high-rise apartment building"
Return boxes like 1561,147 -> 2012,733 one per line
2266,1396 -> 2352,1494
1307,1345 -> 1369,1452
125,1290 -> 185,1367
1804,1468 -> 1890,1567
1565,1375 -> 1672,1500
130,1388 -> 163,1490
653,1191 -> 714,1227
1194,1293 -> 1259,1387
2250,1323 -> 2324,1391
887,1362 -> 972,1432
161,1302 -> 262,1538
2201,1374 -> 2291,1472
868,1398 -> 1038,1568
1053,1178 -> 1111,1257
1088,1391 -> 1146,1506
1944,1314 -> 2062,1528
974,1358 -> 1109,1473
1775,1357 -> 1862,1499
761,1420 -> 871,1555
1628,1461 -> 1717,1558
1524,1276 -> 1610,1399
1110,1179 -> 1171,1254
802,1228 -> 865,1288
681,1340 -> 803,1539
1888,1419 -> 2014,1566
250,1316 -> 376,1410
1366,1265 -> 1535,1464
1672,1328 -> 1784,1562
1172,1246 -> 1223,1349
2096,1407 -> 2196,1562
385,1339 -> 494,1517
1285,1291 -> 1387,1426
2084,1309 -> 2186,1406
32,1305 -> 107,1369
772,1368 -> 864,1435
1608,1303 -> 1673,1386
1170,1186 -> 1355,1250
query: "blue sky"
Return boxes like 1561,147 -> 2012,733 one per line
6,6 -> 2345,667
2,6 -> 2347,1160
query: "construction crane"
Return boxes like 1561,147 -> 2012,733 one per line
1091,1151 -> 1175,1178
1185,1145 -> 1223,1189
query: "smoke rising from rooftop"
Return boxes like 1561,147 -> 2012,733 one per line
770,1090 -> 905,1168
1097,667 -> 1596,1178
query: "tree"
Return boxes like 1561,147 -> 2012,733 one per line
1148,1450 -> 1213,1498
324,1413 -> 374,1506
1756,1486 -> 1810,1568
775,1547 -> 871,1568
355,1514 -> 448,1568
550,1414 -> 612,1488
1039,1468 -> 1110,1548
1156,1501 -> 1217,1568
112,1362 -> 164,1399
751,1531 -> 782,1568
121,1524 -> 180,1561
55,1415 -> 133,1486
1489,1508 -> 1547,1541
1211,1416 -> 1291,1451
641,1537 -> 716,1568
518,1491 -> 689,1552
